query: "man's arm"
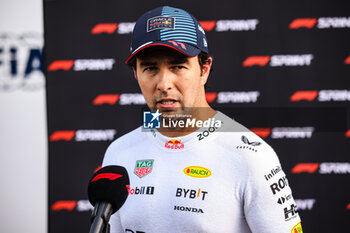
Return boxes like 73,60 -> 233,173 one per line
242,143 -> 302,233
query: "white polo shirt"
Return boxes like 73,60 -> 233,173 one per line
103,111 -> 302,233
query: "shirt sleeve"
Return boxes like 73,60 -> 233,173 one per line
242,143 -> 302,233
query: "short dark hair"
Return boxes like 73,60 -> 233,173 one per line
128,49 -> 211,76
128,47 -> 212,89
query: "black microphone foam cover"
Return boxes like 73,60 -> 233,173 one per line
88,165 -> 130,213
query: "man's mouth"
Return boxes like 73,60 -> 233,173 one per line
156,99 -> 178,109
159,99 -> 176,104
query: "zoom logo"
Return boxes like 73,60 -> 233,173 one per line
197,126 -> 218,141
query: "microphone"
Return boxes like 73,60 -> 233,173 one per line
88,165 -> 130,233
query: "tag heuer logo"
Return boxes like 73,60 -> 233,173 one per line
134,160 -> 154,178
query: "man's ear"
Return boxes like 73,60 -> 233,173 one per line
201,56 -> 212,85
132,66 -> 137,80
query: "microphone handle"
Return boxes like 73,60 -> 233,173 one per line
89,202 -> 113,233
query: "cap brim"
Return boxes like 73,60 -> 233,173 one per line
125,41 -> 201,64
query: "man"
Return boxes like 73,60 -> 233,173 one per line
103,6 -> 303,233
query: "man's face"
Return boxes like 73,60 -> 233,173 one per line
133,47 -> 211,116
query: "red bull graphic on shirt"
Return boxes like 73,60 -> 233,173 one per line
165,139 -> 184,149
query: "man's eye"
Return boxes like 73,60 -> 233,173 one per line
144,67 -> 157,72
173,65 -> 186,70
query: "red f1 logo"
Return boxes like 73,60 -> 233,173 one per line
91,173 -> 123,182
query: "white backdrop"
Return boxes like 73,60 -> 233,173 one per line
0,0 -> 47,232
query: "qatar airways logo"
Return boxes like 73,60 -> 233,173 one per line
243,54 -> 314,67
49,129 -> 117,142
48,58 -> 115,71
290,90 -> 350,102
289,17 -> 350,29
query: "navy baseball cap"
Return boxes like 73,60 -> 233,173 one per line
126,6 -> 208,64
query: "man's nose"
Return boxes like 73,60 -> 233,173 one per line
156,69 -> 173,92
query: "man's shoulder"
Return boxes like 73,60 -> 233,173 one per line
108,126 -> 146,150
102,126 -> 152,166
214,111 -> 278,161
